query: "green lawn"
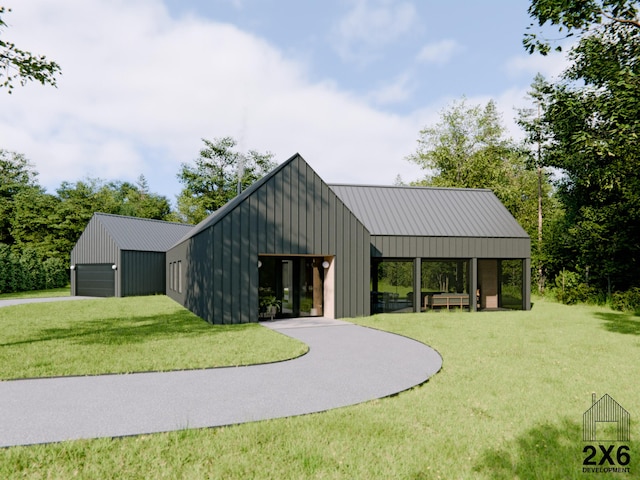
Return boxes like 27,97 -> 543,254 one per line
0,296 -> 307,379
2,297 -> 639,479
0,286 -> 71,300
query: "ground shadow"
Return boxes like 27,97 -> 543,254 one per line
0,310 -> 256,347
595,311 -> 640,337
473,419 -> 638,479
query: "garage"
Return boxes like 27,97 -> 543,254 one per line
71,213 -> 194,298
75,264 -> 115,297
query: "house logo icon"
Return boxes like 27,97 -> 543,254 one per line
583,393 -> 630,442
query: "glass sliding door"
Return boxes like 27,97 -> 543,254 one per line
258,256 -> 324,319
370,259 -> 414,314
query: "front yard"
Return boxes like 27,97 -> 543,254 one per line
1,296 -> 638,479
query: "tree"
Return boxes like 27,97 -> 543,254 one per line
176,137 -> 276,224
106,176 -> 172,220
0,149 -> 39,244
524,0 -> 640,54
525,0 -> 640,294
0,6 -> 61,93
10,187 -> 62,258
51,177 -> 174,257
406,98 -> 552,243
517,74 -> 563,293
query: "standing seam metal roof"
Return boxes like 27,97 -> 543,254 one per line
329,184 -> 529,238
93,213 -> 194,251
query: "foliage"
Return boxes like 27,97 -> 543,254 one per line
552,269 -> 597,304
524,0 -> 639,54
525,2 -> 640,294
610,287 -> 640,312
407,98 -> 555,246
516,74 -> 566,293
8,176 -> 174,265
0,244 -> 67,294
258,287 -> 281,316
0,149 -> 39,245
176,137 -> 276,224
0,6 -> 61,93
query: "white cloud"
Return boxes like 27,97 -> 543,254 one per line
417,39 -> 462,65
367,72 -> 415,105
505,49 -> 571,81
0,0 -> 428,199
332,0 -> 418,63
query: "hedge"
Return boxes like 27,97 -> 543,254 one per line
0,244 -> 68,294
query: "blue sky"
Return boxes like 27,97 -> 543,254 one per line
1,0 -> 567,204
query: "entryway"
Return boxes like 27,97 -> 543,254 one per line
258,256 -> 330,319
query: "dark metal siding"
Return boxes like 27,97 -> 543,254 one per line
169,154 -> 371,324
371,236 -> 531,259
71,216 -> 120,296
121,251 -> 166,296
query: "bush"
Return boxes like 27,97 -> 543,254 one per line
0,244 -> 68,294
611,288 -> 640,313
553,269 -> 596,305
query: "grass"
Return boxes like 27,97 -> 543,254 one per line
0,286 -> 71,300
0,296 -> 307,379
2,297 -> 640,478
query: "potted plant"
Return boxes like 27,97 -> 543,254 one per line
259,288 -> 281,320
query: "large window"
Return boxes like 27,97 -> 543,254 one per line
371,259 -> 414,314
500,259 -> 523,310
421,260 -> 468,294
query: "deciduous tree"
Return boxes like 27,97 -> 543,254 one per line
0,149 -> 39,245
0,6 -> 61,93
525,0 -> 640,293
407,98 -> 554,243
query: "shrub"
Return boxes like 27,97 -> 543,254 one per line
553,269 -> 596,305
611,288 -> 640,313
43,257 -> 68,289
0,244 -> 68,294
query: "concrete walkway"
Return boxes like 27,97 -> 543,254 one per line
0,296 -> 98,308
0,316 -> 442,448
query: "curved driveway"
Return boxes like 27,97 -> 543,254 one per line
0,316 -> 442,448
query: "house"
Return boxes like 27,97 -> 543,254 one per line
164,154 -> 531,324
583,393 -> 630,442
71,154 -> 530,321
70,213 -> 193,297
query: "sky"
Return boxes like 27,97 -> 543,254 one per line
0,0 -> 568,205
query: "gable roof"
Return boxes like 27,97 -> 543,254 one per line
329,184 -> 529,238
173,153 -> 303,246
94,213 -> 194,251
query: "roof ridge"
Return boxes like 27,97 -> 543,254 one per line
93,212 -> 193,227
328,184 -> 493,192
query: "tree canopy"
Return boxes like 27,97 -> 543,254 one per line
176,137 -> 276,224
407,98 -> 555,240
0,6 -> 61,93
524,0 -> 640,54
525,0 -> 640,293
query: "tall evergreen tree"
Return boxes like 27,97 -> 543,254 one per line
176,137 -> 276,224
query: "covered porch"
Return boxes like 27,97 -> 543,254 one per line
370,257 -> 530,314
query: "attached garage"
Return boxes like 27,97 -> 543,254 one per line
75,264 -> 115,297
71,214 -> 193,298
